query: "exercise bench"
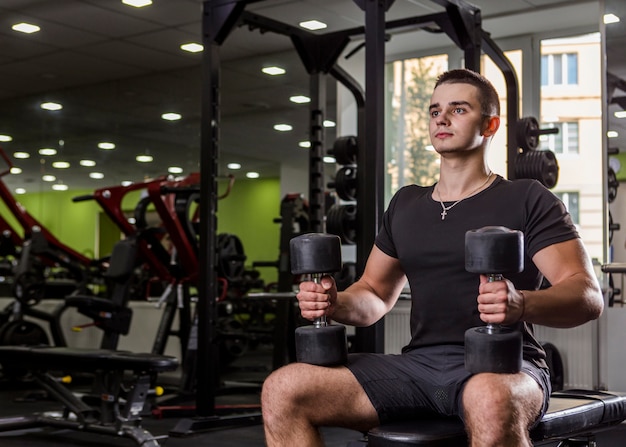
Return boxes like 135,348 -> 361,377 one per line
363,389 -> 626,446
0,345 -> 179,447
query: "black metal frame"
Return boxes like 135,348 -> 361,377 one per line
187,0 -> 522,435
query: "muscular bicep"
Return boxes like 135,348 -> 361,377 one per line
353,245 -> 407,311
532,238 -> 595,287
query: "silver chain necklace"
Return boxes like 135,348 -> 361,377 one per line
436,172 -> 493,220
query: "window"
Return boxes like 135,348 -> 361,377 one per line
541,53 -> 578,86
555,191 -> 580,224
540,122 -> 579,154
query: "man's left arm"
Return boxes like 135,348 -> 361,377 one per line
518,238 -> 604,328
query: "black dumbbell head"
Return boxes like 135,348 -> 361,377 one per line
290,233 -> 342,275
465,226 -> 524,274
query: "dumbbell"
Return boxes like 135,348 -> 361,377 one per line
290,233 -> 348,366
464,226 -> 524,374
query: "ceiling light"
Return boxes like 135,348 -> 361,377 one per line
615,111 -> 626,119
290,95 -> 311,104
121,181 -> 133,186
0,135 -> 12,142
41,102 -> 62,111
15,188 -> 26,195
80,159 -> 96,167
98,142 -> 115,150
608,131 -> 619,138
227,163 -> 241,170
323,120 -> 336,128
246,172 -> 260,179
42,175 -> 56,182
274,124 -> 293,132
262,66 -> 286,76
52,161 -> 70,169
181,43 -> 203,53
323,156 -> 336,164
299,20 -> 327,31
12,23 -> 40,34
14,152 -> 30,159
299,141 -> 311,148
10,167 -> 22,174
122,0 -> 152,7
89,172 -> 104,179
52,184 -> 69,191
604,13 -> 620,24
136,155 -> 153,163
39,148 -> 57,156
162,112 -> 182,121
168,166 -> 183,174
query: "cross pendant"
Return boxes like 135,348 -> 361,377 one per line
441,209 -> 447,220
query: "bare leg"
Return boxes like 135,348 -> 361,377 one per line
261,363 -> 379,447
463,372 -> 544,447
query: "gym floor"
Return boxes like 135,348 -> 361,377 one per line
0,344 -> 363,447
1,343 -> 625,447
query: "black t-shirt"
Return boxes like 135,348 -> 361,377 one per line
375,175 -> 579,367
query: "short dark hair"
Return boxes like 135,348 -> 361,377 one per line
434,68 -> 500,116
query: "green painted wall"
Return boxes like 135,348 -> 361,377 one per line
0,177 -> 283,285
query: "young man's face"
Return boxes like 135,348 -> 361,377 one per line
428,82 -> 496,155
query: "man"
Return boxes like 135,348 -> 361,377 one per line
261,68 -> 604,446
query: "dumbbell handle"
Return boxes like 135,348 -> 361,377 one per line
485,273 -> 504,333
311,273 -> 328,328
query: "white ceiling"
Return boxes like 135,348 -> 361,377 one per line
0,0 -> 620,192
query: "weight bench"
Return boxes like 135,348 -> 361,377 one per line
364,389 -> 626,446
0,345 -> 179,447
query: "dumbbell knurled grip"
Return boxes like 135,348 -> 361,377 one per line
311,273 -> 328,328
485,273 -> 504,333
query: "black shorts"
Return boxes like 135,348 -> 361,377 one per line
346,344 -> 551,426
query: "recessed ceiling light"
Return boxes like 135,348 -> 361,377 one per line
0,135 -> 12,142
299,20 -> 327,31
12,22 -> 40,34
15,188 -> 26,195
298,141 -> 311,148
122,0 -> 152,7
14,152 -> 30,159
52,161 -> 70,169
290,95 -> 311,104
168,166 -> 183,174
323,156 -> 336,164
604,13 -> 620,24
80,159 -> 96,167
274,124 -> 293,132
98,142 -> 115,150
608,131 -> 619,138
40,102 -> 62,111
121,180 -> 133,186
10,167 -> 22,174
227,163 -> 241,170
89,172 -> 104,179
181,43 -> 203,53
136,155 -> 153,163
39,148 -> 57,156
52,183 -> 69,191
323,120 -> 336,128
615,111 -> 626,118
42,174 -> 56,182
162,112 -> 182,121
262,66 -> 286,76
246,172 -> 260,179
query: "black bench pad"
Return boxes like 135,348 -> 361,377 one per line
0,345 -> 179,373
368,390 -> 626,446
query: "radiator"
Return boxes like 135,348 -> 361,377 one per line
533,322 -> 597,389
384,299 -> 411,354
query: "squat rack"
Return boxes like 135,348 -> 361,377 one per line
183,0 -> 524,435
